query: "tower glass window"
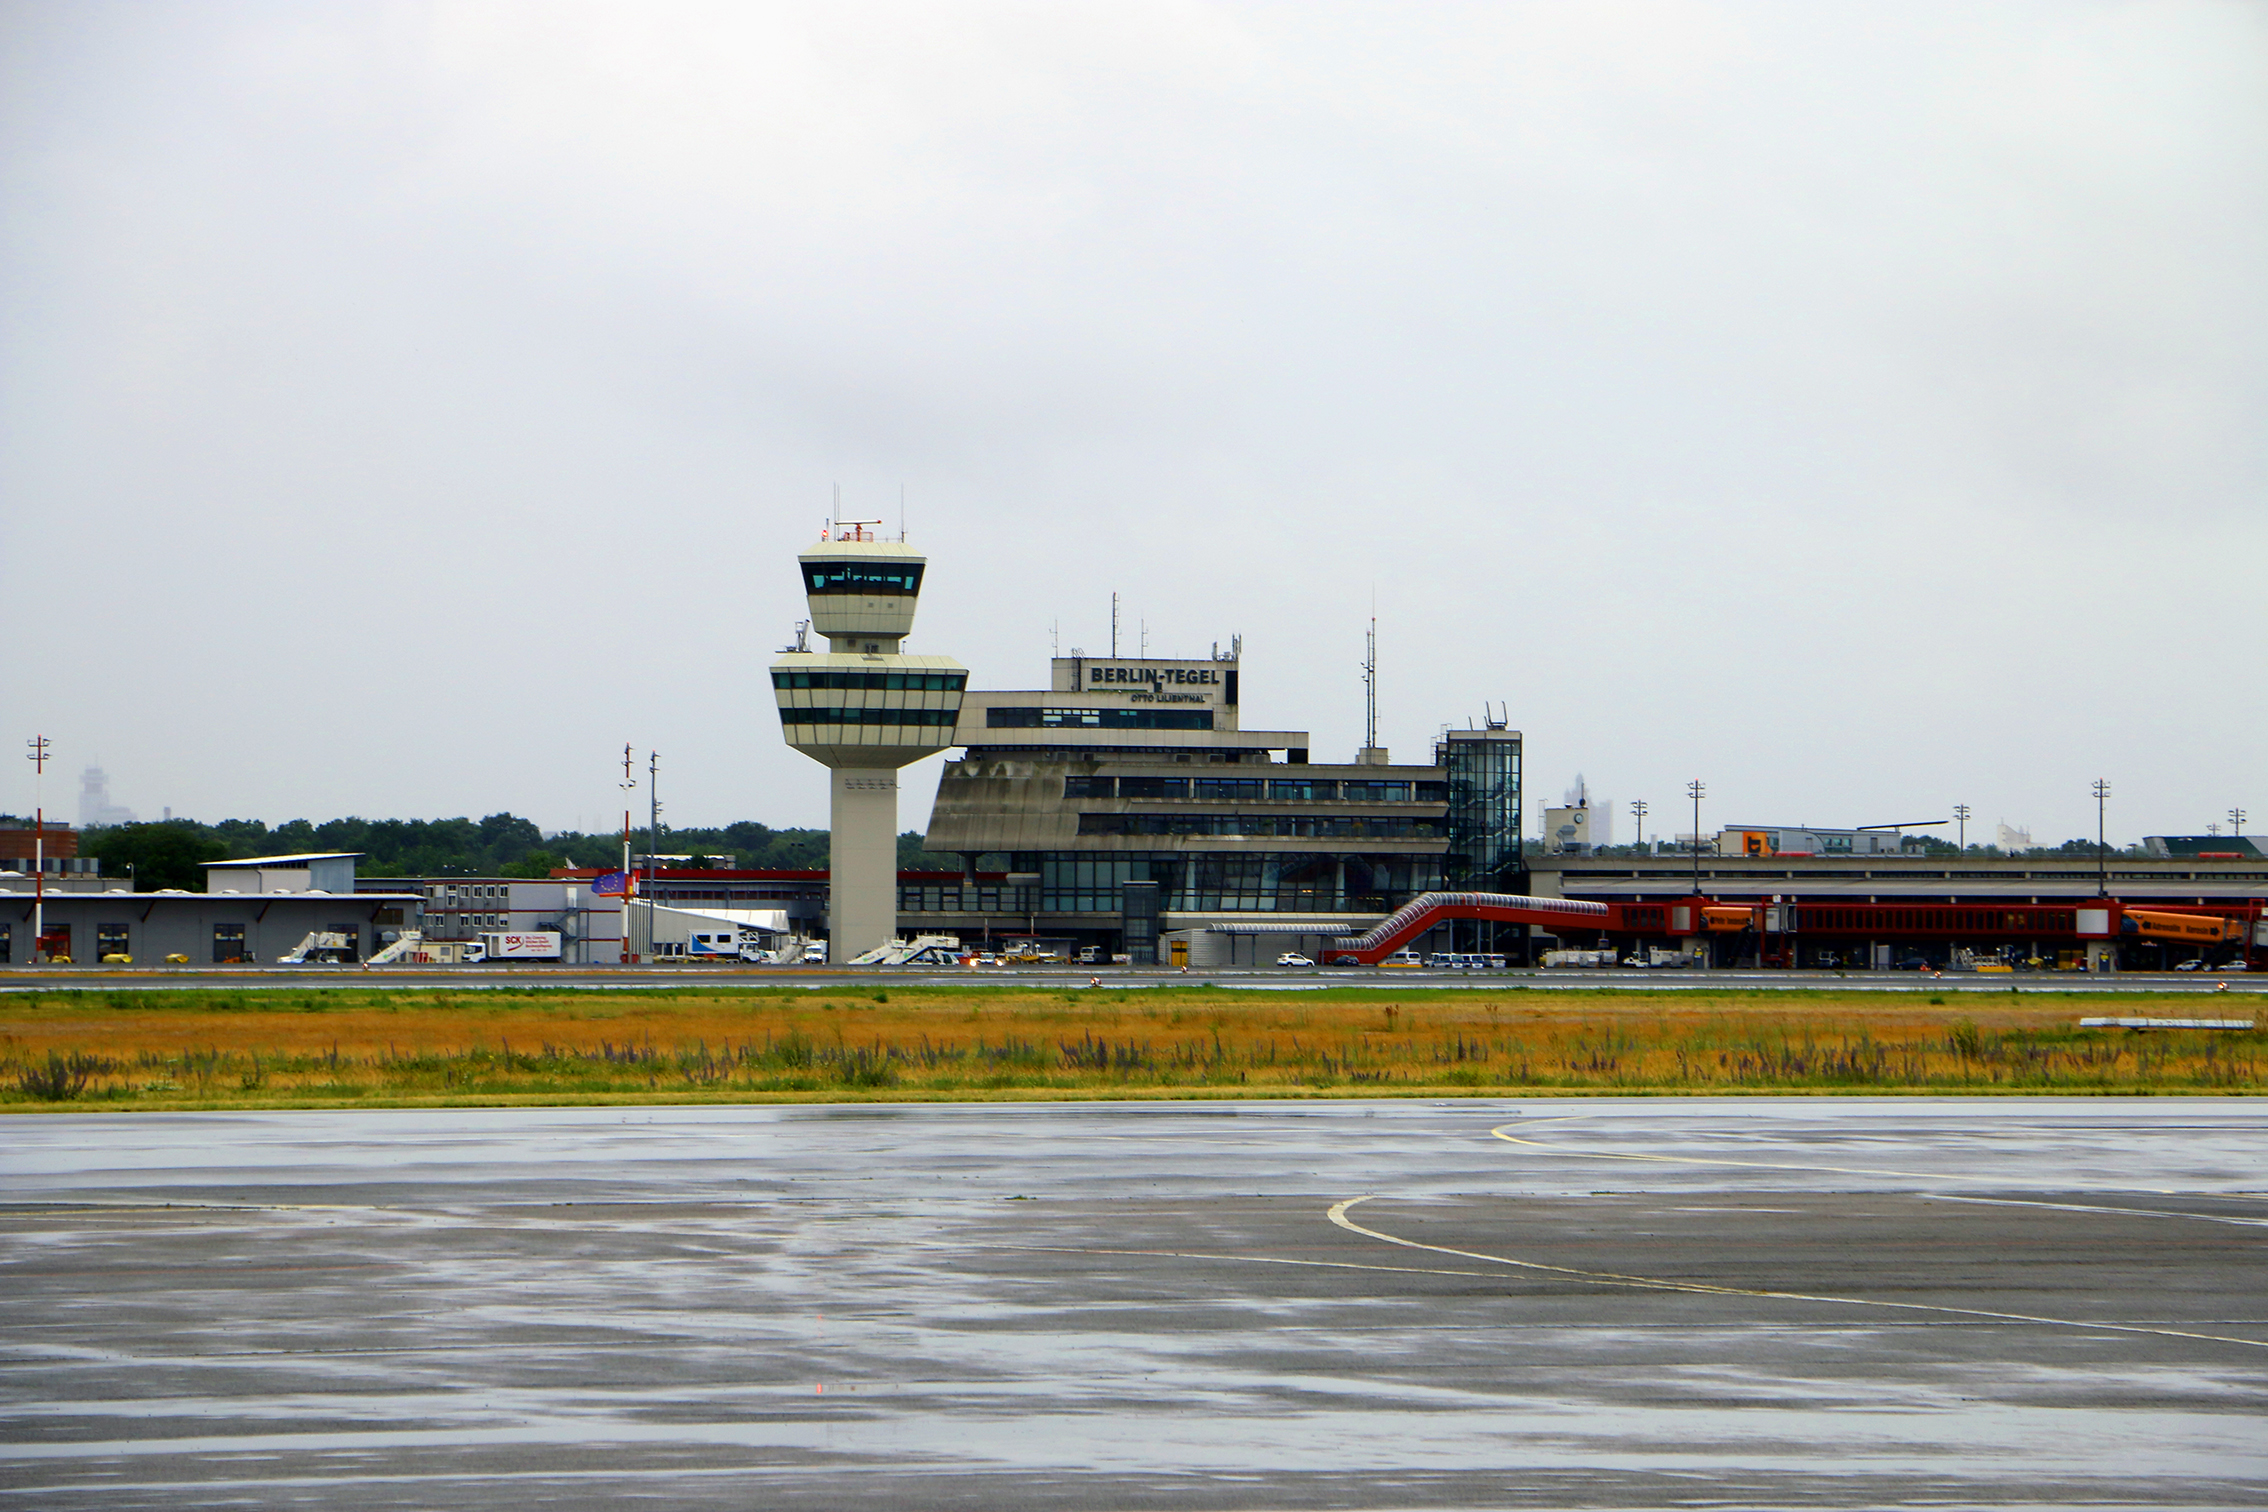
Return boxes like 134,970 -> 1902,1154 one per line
800,562 -> 924,595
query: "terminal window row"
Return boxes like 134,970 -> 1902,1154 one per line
772,670 -> 967,692
893,852 -> 1450,915
778,707 -> 961,726
1077,812 -> 1445,839
1065,775 -> 1446,803
988,707 -> 1215,731
800,562 -> 925,596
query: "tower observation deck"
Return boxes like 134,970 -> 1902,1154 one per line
770,523 -> 966,963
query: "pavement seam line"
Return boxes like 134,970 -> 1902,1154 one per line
1487,1119 -> 2187,1195
1326,1195 -> 2268,1351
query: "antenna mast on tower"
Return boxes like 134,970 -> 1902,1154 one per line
1362,614 -> 1378,753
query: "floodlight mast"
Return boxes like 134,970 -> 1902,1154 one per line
2093,780 -> 2111,897
620,744 -> 636,963
647,751 -> 661,960
26,736 -> 48,962
1687,780 -> 1706,896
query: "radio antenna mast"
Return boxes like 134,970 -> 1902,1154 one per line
1361,597 -> 1378,753
1111,593 -> 1119,658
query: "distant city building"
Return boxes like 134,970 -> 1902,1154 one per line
76,766 -> 135,828
1543,804 -> 1597,854
1553,776 -> 1609,850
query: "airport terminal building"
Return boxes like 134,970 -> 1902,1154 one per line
909,648 -> 1521,962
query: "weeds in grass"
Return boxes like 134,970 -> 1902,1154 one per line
1,987 -> 2258,1107
16,1051 -> 107,1101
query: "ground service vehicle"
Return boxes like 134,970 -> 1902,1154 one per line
278,932 -> 355,964
480,932 -> 562,961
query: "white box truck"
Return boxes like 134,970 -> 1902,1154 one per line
479,931 -> 562,961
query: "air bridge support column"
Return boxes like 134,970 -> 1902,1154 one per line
830,770 -> 901,965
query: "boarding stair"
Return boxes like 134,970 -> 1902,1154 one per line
1327,892 -> 1613,965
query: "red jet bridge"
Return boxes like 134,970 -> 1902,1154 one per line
1328,891 -> 1613,964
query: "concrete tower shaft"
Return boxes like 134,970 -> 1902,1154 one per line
771,526 -> 965,963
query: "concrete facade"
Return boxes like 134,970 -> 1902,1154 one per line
770,527 -> 966,963
916,646 -> 1519,962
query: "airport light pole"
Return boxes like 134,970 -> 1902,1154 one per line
620,744 -> 636,963
647,750 -> 661,960
2092,779 -> 2111,898
26,736 -> 48,962
1630,799 -> 1647,853
1953,804 -> 1970,852
2232,807 -> 2249,840
1687,780 -> 1705,896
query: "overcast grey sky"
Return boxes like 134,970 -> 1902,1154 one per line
3,1 -> 2262,845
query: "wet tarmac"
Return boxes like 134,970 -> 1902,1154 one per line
2,1099 -> 2264,1508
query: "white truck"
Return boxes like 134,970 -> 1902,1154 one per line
479,931 -> 562,961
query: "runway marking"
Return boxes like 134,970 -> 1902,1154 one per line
1487,1117 -> 2193,1195
1491,1117 -> 2023,1184
1922,1193 -> 2268,1228
922,1238 -> 1503,1280
1326,1196 -> 2268,1352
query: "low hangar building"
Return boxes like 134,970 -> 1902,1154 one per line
2,852 -> 421,965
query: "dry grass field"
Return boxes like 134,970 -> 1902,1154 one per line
1,983 -> 2260,1109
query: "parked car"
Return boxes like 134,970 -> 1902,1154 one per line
2175,959 -> 2206,971
1275,952 -> 1314,967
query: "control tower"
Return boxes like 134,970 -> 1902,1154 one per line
771,523 -> 967,963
